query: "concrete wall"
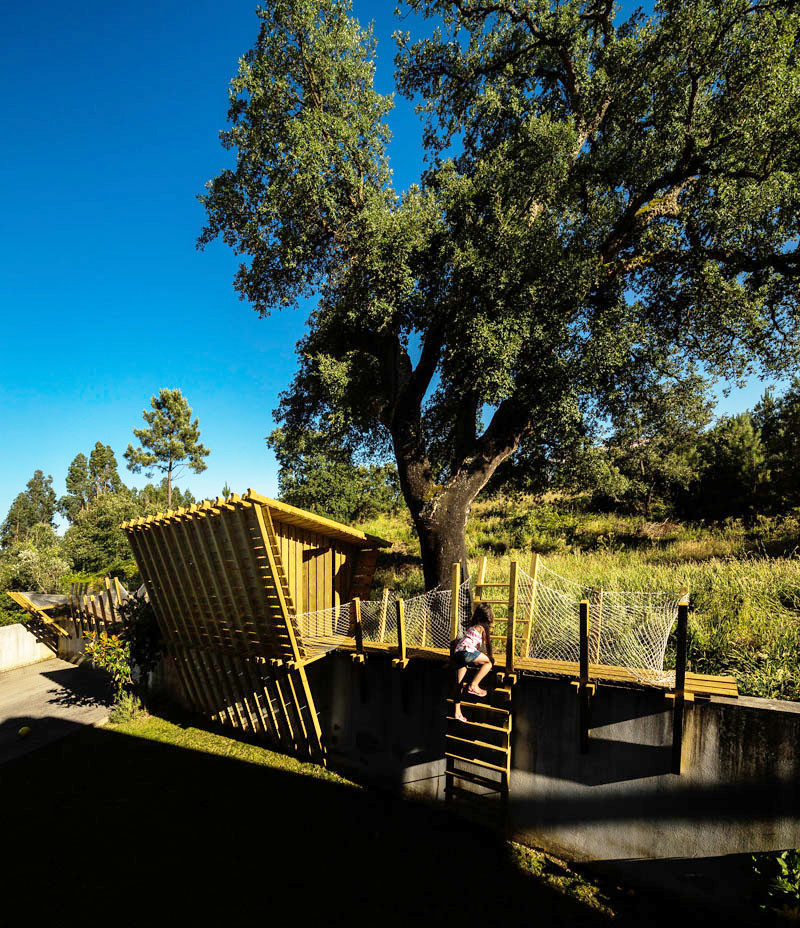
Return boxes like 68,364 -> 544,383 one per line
308,653 -> 800,863
0,623 -> 56,672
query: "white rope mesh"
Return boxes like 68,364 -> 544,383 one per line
292,561 -> 678,686
296,602 -> 355,655
516,562 -> 679,686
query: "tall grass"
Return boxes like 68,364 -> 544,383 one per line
359,499 -> 800,701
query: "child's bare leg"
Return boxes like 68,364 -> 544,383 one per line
467,655 -> 492,695
454,666 -> 468,720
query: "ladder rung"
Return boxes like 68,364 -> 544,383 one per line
446,716 -> 510,733
476,582 -> 510,588
479,600 -> 511,605
446,752 -> 508,774
446,733 -> 509,754
446,699 -> 509,716
445,768 -> 505,791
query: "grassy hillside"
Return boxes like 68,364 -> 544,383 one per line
358,497 -> 800,701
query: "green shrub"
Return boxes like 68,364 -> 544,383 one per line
752,850 -> 800,920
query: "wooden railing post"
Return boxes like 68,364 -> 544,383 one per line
378,588 -> 389,642
475,556 -> 487,603
506,561 -> 518,674
593,587 -> 604,664
351,597 -> 364,663
523,552 -> 540,657
672,596 -> 689,774
449,562 -> 461,642
392,598 -> 408,668
578,600 -> 591,753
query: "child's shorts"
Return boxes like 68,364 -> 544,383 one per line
453,649 -> 482,669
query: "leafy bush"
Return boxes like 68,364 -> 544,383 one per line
84,632 -> 133,701
752,850 -> 800,920
84,596 -> 162,708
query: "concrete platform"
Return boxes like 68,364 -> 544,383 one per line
0,657 -> 112,765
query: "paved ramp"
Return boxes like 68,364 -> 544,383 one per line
0,658 -> 112,765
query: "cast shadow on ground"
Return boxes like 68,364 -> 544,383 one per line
0,712 -> 732,928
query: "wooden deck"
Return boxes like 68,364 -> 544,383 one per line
341,640 -> 739,699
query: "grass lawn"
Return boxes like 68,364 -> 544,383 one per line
0,712 -> 727,927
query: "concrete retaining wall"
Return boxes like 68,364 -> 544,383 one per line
306,653 -> 800,862
0,623 -> 56,672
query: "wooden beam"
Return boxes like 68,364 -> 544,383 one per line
351,597 -> 365,663
475,556 -> 488,601
392,598 -> 408,668
505,561 -> 518,675
593,587 -> 604,664
449,562 -> 461,642
523,552 -> 540,658
672,597 -> 689,775
578,600 -> 591,754
378,588 -> 389,642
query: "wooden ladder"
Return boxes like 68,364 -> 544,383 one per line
444,683 -> 513,829
261,507 -> 297,616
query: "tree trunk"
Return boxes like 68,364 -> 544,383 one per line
414,486 -> 473,591
167,461 -> 173,510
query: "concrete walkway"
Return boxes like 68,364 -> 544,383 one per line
0,657 -> 112,765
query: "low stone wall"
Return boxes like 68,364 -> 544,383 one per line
0,623 -> 56,672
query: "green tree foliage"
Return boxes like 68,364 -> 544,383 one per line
1,470 -> 57,547
89,442 -> 123,497
0,525 -> 70,592
590,374 -> 714,516
755,380 -> 800,510
201,0 -> 800,586
59,445 -> 126,522
693,412 -> 769,518
124,389 -> 210,510
132,479 -> 196,511
268,427 -> 401,523
59,453 -> 92,521
60,493 -> 141,578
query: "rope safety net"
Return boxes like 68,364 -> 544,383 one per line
516,562 -> 680,685
292,561 -> 680,685
295,582 -> 473,655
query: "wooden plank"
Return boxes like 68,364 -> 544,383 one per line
156,514 -> 247,731
143,519 -> 232,725
251,502 -> 304,664
126,523 -> 208,716
180,508 -> 263,736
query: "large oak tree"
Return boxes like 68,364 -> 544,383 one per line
201,0 -> 800,588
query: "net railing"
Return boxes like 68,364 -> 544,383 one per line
295,581 -> 472,655
517,562 -> 679,686
293,563 -> 679,686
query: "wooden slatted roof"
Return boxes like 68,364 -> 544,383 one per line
123,489 -> 391,549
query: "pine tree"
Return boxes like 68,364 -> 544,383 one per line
88,442 -> 122,497
124,389 -> 210,509
1,470 -> 57,546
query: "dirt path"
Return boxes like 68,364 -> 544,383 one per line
0,658 -> 112,765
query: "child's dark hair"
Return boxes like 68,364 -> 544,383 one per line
468,602 -> 494,627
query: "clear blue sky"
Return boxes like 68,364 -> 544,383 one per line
0,0 -> 778,527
